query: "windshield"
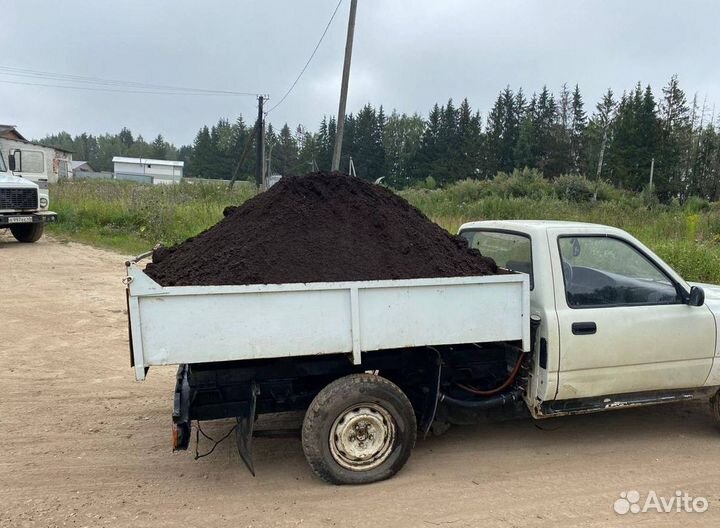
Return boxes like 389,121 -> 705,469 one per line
0,152 -> 6,172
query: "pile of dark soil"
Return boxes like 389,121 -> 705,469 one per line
144,172 -> 497,286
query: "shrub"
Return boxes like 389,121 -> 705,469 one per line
495,167 -> 552,199
594,179 -> 623,202
639,184 -> 660,209
684,196 -> 710,214
553,174 -> 594,202
422,175 -> 437,190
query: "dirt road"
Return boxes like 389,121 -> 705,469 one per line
1,233 -> 719,527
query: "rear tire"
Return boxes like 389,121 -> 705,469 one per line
10,223 -> 44,243
710,390 -> 720,429
302,373 -> 417,485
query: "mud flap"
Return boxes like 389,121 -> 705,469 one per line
172,364 -> 191,450
235,382 -> 260,476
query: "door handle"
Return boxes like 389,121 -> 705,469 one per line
572,322 -> 597,335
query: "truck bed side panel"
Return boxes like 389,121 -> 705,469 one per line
126,266 -> 530,380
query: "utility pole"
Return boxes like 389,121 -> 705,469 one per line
227,122 -> 257,189
649,157 -> 655,189
594,127 -> 608,201
261,120 -> 266,188
331,0 -> 358,171
266,142 -> 275,180
255,95 -> 265,188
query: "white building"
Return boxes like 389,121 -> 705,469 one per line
0,124 -> 73,183
112,156 -> 184,185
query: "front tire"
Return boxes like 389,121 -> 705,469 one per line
10,223 -> 44,243
302,373 -> 417,485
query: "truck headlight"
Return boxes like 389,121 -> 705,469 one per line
39,197 -> 48,208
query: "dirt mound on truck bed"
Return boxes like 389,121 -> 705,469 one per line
143,172 -> 497,286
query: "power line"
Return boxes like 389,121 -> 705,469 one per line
0,65 -> 260,96
0,78 -> 254,96
0,65 -> 259,95
0,0 -> 345,105
266,0 -> 345,114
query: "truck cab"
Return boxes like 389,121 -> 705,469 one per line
459,220 -> 720,417
0,151 -> 57,242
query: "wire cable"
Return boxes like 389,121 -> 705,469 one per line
0,65 -> 260,96
0,78 -> 253,96
0,65 -> 259,95
266,0 -> 345,114
456,351 -> 526,396
194,421 -> 238,459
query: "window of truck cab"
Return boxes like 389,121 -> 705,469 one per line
460,229 -> 533,289
0,152 -> 6,172
14,150 -> 45,174
557,235 -> 683,309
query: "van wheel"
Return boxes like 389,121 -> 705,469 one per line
10,223 -> 44,243
302,373 -> 416,485
710,390 -> 720,429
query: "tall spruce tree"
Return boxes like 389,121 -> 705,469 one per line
411,103 -> 442,184
457,99 -> 483,179
658,75 -> 691,199
486,87 -> 520,175
350,104 -> 385,180
151,134 -> 167,159
570,85 -> 587,174
275,123 -> 299,176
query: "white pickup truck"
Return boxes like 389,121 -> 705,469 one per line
125,220 -> 720,485
0,151 -> 57,242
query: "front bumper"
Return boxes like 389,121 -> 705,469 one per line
0,211 -> 58,226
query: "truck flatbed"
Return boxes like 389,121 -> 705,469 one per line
126,261 -> 530,381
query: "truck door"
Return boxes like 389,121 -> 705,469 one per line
10,149 -> 46,184
550,231 -> 716,400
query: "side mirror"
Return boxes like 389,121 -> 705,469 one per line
8,153 -> 16,171
688,286 -> 705,307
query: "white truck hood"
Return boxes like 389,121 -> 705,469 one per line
0,172 -> 39,189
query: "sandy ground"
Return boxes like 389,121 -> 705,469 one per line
1,232 -> 720,527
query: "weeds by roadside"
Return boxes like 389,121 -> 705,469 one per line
48,180 -> 256,254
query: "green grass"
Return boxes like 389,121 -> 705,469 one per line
47,178 -> 720,283
403,184 -> 720,283
47,179 -> 256,254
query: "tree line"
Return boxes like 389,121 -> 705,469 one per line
39,128 -> 186,173
38,75 -> 720,201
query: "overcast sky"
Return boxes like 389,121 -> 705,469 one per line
3,0 -> 720,146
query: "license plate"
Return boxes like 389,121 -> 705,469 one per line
8,216 -> 33,224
